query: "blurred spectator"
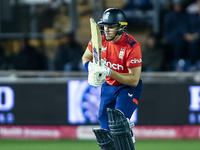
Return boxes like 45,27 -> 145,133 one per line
184,0 -> 200,70
53,5 -> 71,33
54,31 -> 84,71
12,38 -> 48,70
142,32 -> 165,72
162,0 -> 189,69
186,0 -> 199,14
123,0 -> 153,10
159,0 -> 173,37
37,0 -> 61,32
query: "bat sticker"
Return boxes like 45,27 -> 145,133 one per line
93,47 -> 98,64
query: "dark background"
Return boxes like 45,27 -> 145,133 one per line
138,83 -> 191,125
0,84 -> 68,125
0,82 -> 199,125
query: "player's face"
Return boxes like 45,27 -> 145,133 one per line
104,25 -> 119,41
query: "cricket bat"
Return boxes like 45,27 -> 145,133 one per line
90,18 -> 102,66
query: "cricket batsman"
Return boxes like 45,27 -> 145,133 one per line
82,8 -> 143,150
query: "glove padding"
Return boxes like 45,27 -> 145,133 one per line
88,62 -> 107,87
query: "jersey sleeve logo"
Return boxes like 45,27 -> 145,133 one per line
130,58 -> 142,64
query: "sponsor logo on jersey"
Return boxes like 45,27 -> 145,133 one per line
130,58 -> 142,64
103,59 -> 124,70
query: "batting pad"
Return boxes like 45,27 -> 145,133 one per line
107,108 -> 135,150
93,128 -> 116,150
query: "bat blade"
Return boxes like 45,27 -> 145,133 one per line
90,18 -> 102,66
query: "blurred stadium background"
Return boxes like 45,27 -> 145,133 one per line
0,0 -> 200,149
0,0 -> 153,63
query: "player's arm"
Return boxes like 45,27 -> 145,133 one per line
82,47 -> 93,66
110,66 -> 141,87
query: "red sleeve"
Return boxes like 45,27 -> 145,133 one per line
126,44 -> 142,68
87,39 -> 92,52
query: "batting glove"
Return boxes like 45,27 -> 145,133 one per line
100,59 -> 111,77
88,62 -> 108,87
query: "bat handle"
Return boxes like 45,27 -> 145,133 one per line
98,61 -> 101,66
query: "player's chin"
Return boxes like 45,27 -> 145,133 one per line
105,36 -> 114,41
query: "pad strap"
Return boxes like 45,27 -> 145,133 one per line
93,128 -> 116,150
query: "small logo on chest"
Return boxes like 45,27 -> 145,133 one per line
119,48 -> 125,59
102,46 -> 107,53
